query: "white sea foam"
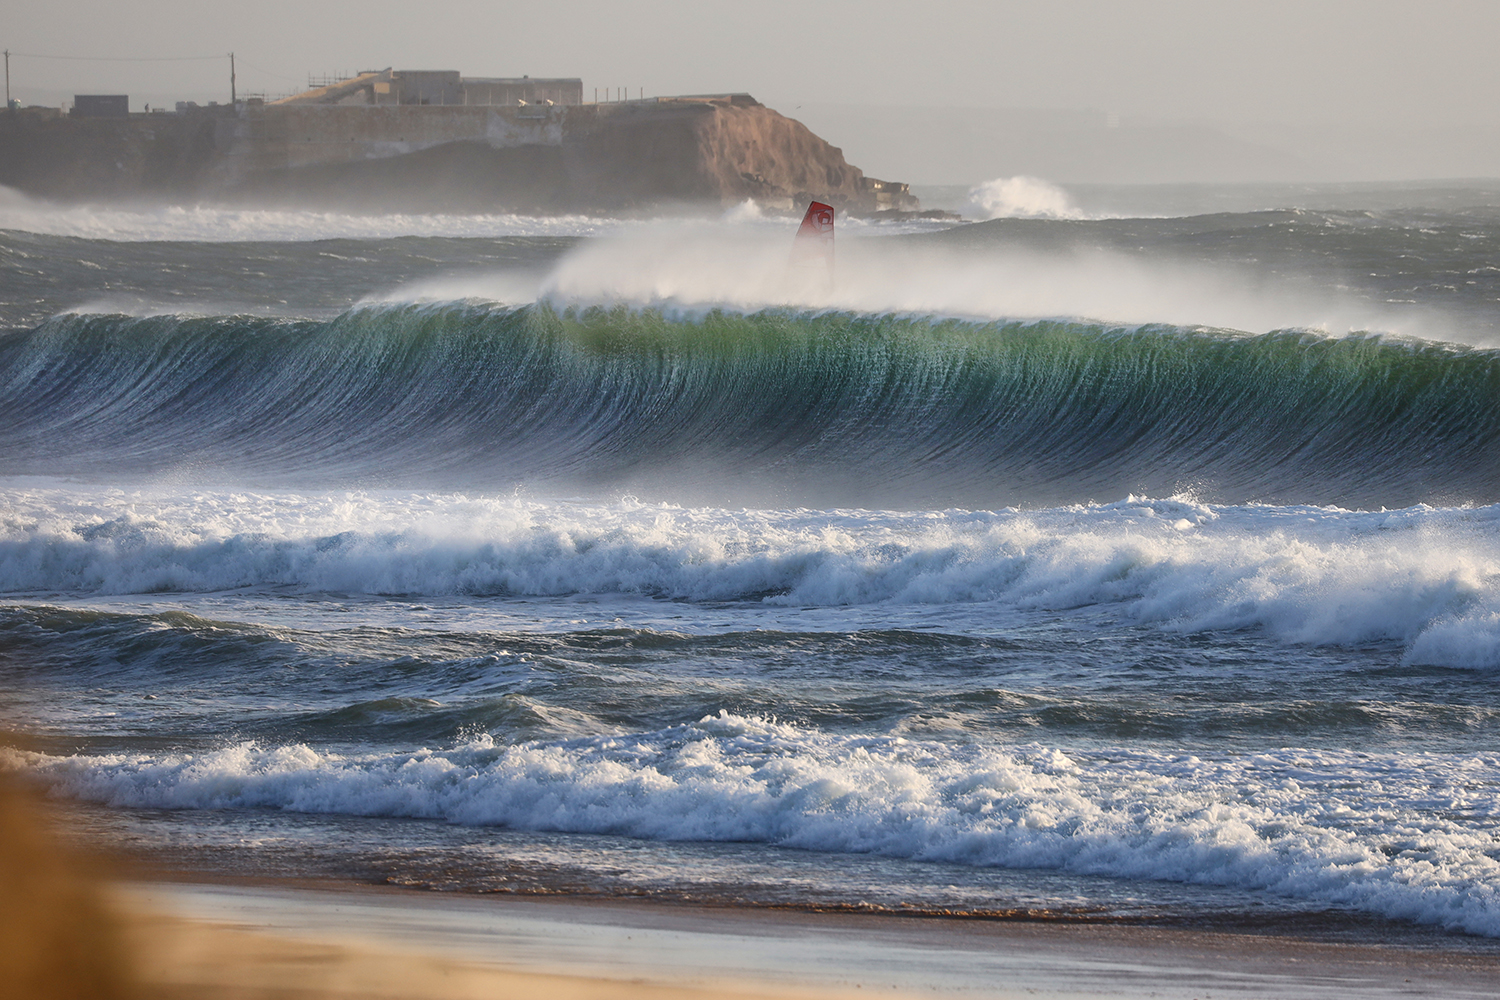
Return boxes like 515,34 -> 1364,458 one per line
0,185 -> 614,242
0,185 -> 951,244
966,177 -> 1085,220
3,486 -> 1500,669
11,715 -> 1500,934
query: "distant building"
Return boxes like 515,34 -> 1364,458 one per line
72,95 -> 129,118
459,77 -> 582,107
276,69 -> 583,107
381,70 -> 462,106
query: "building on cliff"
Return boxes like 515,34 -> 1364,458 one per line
274,69 -> 583,108
71,95 -> 130,119
0,70 -> 918,216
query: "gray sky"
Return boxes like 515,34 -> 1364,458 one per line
8,1 -> 1500,183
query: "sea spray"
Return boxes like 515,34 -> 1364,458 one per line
966,177 -> 1084,220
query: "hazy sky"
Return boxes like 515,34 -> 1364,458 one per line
8,1 -> 1500,182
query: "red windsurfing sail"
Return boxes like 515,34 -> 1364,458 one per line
789,200 -> 835,277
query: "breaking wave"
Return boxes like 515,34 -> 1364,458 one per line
12,715 -> 1500,935
966,176 -> 1085,220
1,303 -> 1498,509
4,490 -> 1500,669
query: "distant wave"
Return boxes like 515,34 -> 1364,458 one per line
1,303 -> 1498,509
0,186 -> 951,243
0,186 -> 616,242
966,177 -> 1086,220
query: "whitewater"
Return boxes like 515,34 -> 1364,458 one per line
2,181 -> 1499,943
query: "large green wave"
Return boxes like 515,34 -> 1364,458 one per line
1,302 -> 1497,508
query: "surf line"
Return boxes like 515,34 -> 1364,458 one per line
789,200 -> 835,288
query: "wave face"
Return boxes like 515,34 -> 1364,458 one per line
2,303 -> 1498,509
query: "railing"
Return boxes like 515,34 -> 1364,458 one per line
306,73 -> 356,89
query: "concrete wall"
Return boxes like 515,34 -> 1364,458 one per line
223,104 -> 567,173
390,70 -> 462,106
0,107 -> 231,198
72,95 -> 129,119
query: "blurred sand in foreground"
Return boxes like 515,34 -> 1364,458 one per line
0,774 -> 813,1000
121,910 -> 817,1000
9,768 -> 1500,1000
0,772 -> 139,1000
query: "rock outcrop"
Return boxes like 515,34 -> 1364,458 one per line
0,108 -> 226,202
0,95 -> 918,216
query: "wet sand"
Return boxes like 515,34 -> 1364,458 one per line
119,878 -> 1500,1000
113,901 -> 818,1000
5,773 -> 1499,1000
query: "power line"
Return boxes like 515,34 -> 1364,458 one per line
6,51 -> 228,62
5,49 -> 241,106
232,57 -> 303,84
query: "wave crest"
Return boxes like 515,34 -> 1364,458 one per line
2,305 -> 1498,509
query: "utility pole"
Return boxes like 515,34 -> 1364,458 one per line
230,52 -> 236,104
5,51 -> 10,110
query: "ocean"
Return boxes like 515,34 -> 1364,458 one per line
2,182 -> 1499,944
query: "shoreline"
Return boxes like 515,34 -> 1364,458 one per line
78,801 -> 1500,953
130,861 -> 1500,951
116,872 -> 1500,1000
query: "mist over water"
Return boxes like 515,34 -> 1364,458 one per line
4,181 -> 1500,941
544,226 -> 1440,341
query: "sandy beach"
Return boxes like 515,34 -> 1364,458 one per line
5,770 -> 1500,1000
111,877 -> 1500,1000
108,890 -> 828,1000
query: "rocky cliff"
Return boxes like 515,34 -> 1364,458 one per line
0,109 -> 227,201
0,96 -> 917,215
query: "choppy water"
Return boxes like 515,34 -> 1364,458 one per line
2,183 -> 1499,941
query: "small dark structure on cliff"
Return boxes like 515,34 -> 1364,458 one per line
71,95 -> 129,119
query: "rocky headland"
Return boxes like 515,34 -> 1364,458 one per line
0,94 -> 919,216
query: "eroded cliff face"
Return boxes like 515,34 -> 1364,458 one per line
0,96 -> 915,215
558,97 -> 884,211
689,100 -> 869,208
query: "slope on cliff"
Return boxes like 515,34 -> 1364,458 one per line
559,95 -> 907,212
